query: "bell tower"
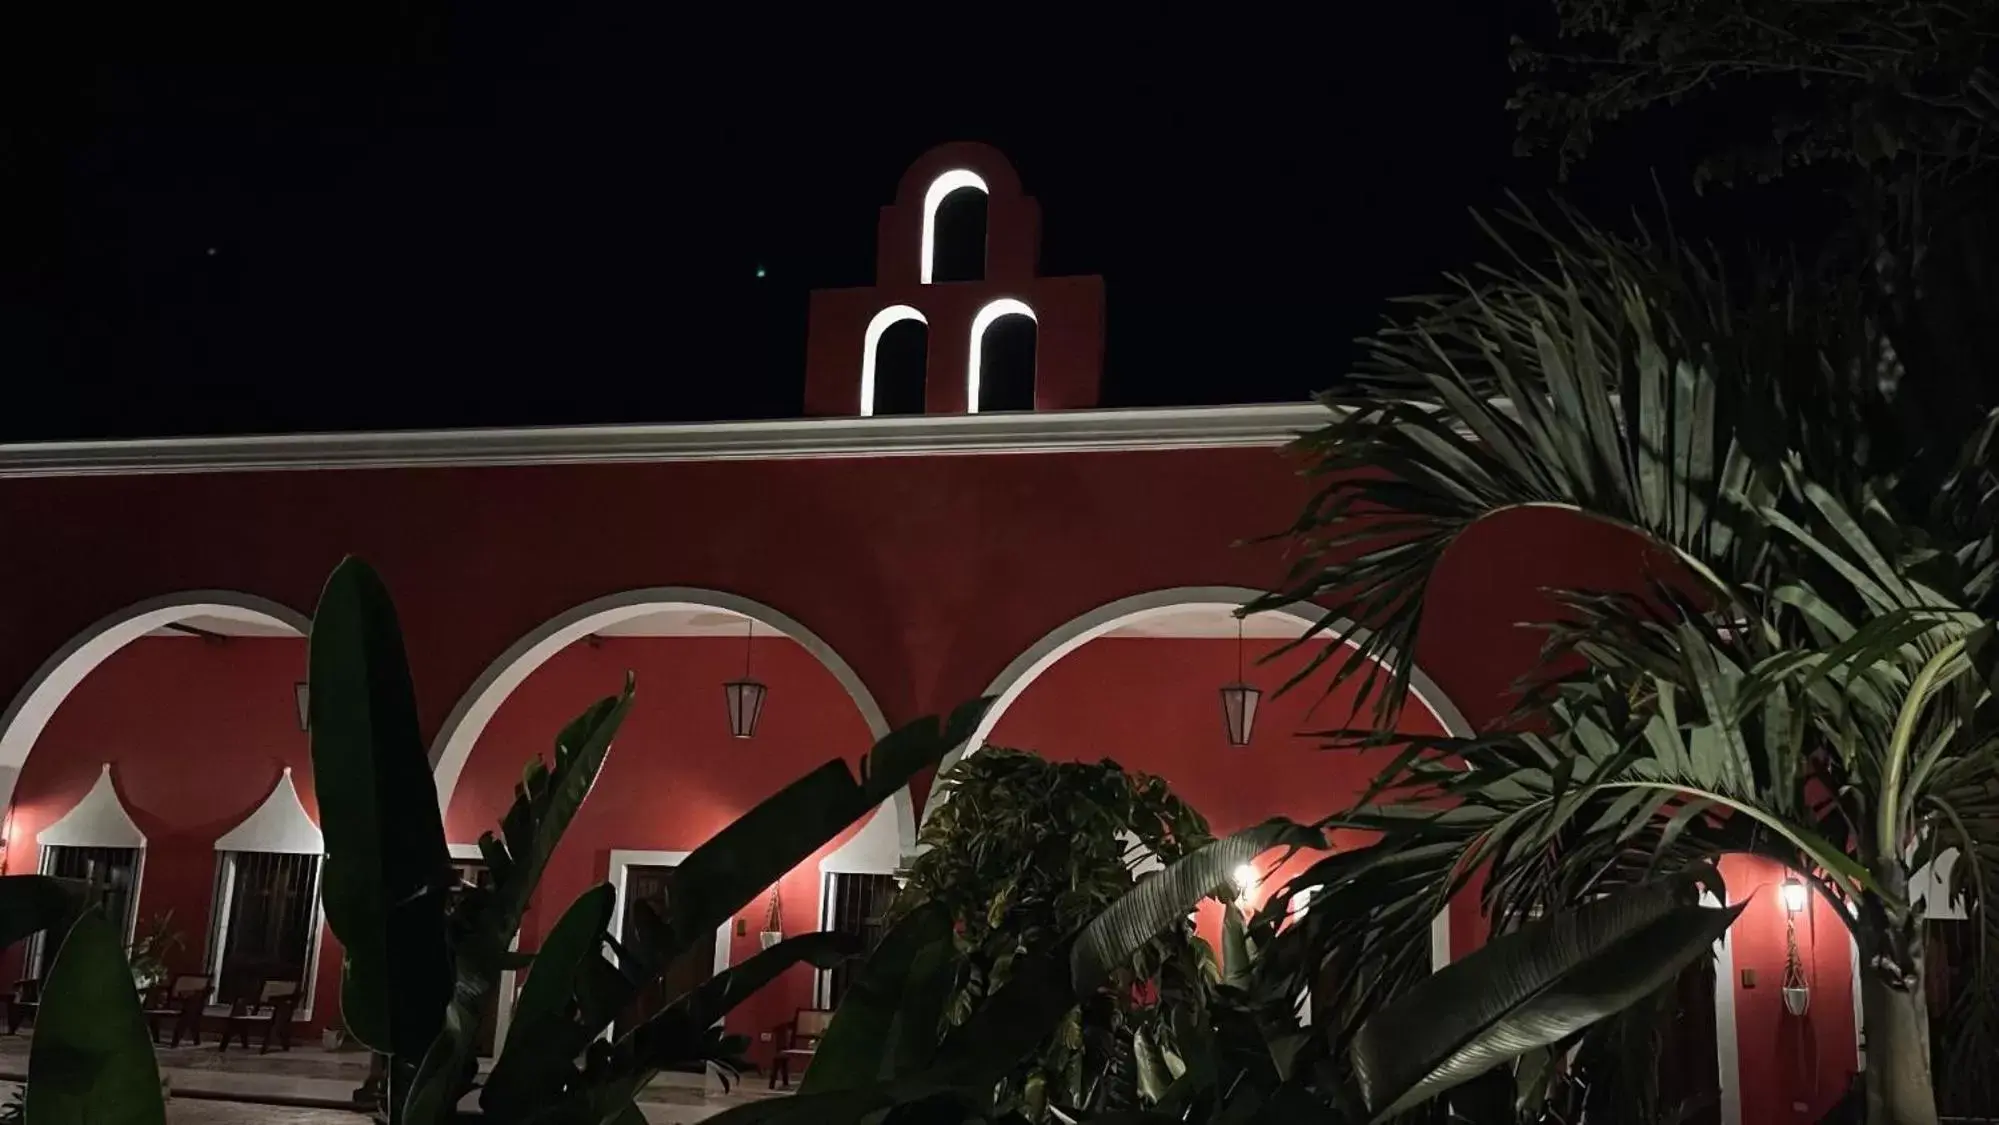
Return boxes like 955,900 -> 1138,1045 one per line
803,142 -> 1106,417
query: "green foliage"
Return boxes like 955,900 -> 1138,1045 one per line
892,749 -> 1218,1119
1257,191 -> 1999,1120
309,555 -> 992,1125
1510,0 -> 1999,191
0,876 -> 79,953
25,912 -> 164,1125
124,913 -> 184,992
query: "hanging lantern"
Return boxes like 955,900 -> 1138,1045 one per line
724,619 -> 767,740
294,681 -> 311,733
1220,616 -> 1260,746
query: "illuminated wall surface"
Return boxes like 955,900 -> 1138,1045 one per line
0,142 -> 1868,1110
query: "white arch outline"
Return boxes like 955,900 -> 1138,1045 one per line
0,592 -> 311,813
427,587 -> 909,855
919,169 -> 990,285
966,297 -> 1037,415
859,305 -> 929,418
922,585 -> 1472,970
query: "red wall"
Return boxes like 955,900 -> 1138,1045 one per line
0,442 -> 1855,1110
1719,853 -> 1859,1122
987,635 -> 1448,950
3,636 -> 342,1025
445,634 -> 878,1069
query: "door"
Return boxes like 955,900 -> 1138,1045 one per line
1656,954 -> 1722,1125
618,864 -> 717,1067
449,860 -> 500,1057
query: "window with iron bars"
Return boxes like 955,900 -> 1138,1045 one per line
206,850 -> 322,1012
819,872 -> 899,1009
28,845 -> 141,976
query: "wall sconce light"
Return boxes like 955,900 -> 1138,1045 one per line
294,681 -> 311,733
1230,862 -> 1261,901
723,619 -> 767,740
1781,876 -> 1808,916
1219,617 -> 1260,747
1780,875 -> 1811,1015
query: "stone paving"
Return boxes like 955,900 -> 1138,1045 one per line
0,1034 -> 786,1123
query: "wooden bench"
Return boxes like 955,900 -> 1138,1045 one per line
768,1007 -> 833,1089
219,978 -> 299,1054
143,974 -> 212,1046
5,979 -> 37,1035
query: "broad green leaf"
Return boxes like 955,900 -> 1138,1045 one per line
802,904 -> 957,1093
1350,875 -> 1743,1120
479,884 -> 617,1114
309,556 -> 452,1055
654,701 -> 988,967
25,913 -> 164,1125
1073,819 -> 1323,996
0,876 -> 77,951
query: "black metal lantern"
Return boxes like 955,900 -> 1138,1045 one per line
724,619 -> 767,739
294,681 -> 311,733
1220,617 -> 1260,747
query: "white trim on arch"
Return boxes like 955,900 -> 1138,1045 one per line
924,585 -> 1473,971
859,305 -> 929,417
919,169 -> 990,285
966,298 -> 1037,415
426,588 -> 910,855
0,593 -> 310,813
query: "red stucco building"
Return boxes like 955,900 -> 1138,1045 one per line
0,144 -> 1864,1121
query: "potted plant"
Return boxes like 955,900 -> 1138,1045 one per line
758,887 -> 783,951
126,912 -> 184,992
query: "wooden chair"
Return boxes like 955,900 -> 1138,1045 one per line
768,1008 -> 834,1089
144,974 -> 212,1046
4,979 -> 38,1035
219,978 -> 299,1054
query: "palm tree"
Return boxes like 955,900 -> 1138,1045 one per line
1249,208 -> 1999,1125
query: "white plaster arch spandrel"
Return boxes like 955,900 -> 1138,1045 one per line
0,591 -> 310,814
426,587 -> 910,856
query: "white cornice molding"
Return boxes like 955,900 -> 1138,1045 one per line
0,404 -> 1333,480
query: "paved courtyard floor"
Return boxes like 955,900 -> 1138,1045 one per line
0,1035 -> 787,1123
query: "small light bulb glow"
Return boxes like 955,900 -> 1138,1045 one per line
1781,877 -> 1808,916
1231,862 -> 1260,898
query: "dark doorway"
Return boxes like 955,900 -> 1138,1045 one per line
1655,953 -> 1723,1125
872,319 -> 928,416
931,188 -> 987,283
976,313 -> 1037,412
618,863 -> 717,1069
449,859 -> 500,1057
822,873 -> 899,1008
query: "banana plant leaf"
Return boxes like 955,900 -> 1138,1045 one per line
432,686 -> 634,1125
488,704 -> 989,1118
0,875 -> 78,951
1073,818 -> 1323,995
536,932 -> 861,1125
309,556 -> 453,1057
644,700 -> 990,970
477,885 -> 619,1114
799,902 -> 958,1093
25,912 -> 164,1125
1349,871 -> 1743,1121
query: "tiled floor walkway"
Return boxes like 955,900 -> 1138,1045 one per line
0,1036 -> 786,1123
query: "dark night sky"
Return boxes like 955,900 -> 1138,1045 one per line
0,4 -> 1734,441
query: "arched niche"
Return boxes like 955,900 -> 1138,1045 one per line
968,297 -> 1038,414
860,305 -> 930,417
920,169 -> 989,285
